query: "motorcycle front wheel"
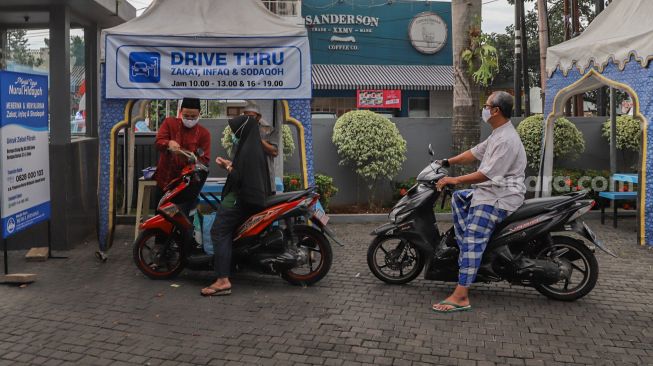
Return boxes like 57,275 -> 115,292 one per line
133,229 -> 185,280
367,236 -> 425,284
533,235 -> 599,301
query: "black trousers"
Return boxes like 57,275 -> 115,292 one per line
210,204 -> 255,278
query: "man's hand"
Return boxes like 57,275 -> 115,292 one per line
436,176 -> 458,191
215,157 -> 231,169
168,140 -> 181,151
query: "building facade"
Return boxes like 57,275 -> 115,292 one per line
303,0 -> 453,118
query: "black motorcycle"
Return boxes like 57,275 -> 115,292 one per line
367,145 -> 616,301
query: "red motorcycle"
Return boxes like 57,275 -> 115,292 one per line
133,148 -> 339,286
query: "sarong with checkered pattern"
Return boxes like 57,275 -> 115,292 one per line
451,189 -> 509,287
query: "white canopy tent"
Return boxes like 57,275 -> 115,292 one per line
97,0 -> 314,252
541,0 -> 653,246
101,0 -> 311,99
546,0 -> 653,77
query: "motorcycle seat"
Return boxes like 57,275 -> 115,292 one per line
502,196 -> 570,224
265,190 -> 311,208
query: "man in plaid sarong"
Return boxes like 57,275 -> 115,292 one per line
433,91 -> 527,313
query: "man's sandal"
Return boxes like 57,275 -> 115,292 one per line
432,301 -> 472,313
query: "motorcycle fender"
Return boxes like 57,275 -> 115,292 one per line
371,222 -> 397,236
310,216 -> 345,247
140,215 -> 173,234
564,220 -> 618,258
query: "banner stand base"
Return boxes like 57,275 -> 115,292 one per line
0,273 -> 37,284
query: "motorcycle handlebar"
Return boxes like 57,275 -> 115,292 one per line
169,148 -> 197,163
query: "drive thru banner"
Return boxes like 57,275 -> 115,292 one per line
0,71 -> 50,238
105,35 -> 312,99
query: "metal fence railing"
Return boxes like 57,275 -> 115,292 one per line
261,0 -> 301,17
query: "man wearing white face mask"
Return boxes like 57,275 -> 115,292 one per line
432,91 -> 527,313
154,97 -> 211,192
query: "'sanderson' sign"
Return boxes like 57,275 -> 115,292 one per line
105,35 -> 311,99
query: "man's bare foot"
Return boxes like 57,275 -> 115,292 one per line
432,295 -> 470,311
201,278 -> 231,296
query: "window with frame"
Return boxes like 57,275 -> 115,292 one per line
408,97 -> 429,117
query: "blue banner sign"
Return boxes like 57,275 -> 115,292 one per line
0,71 -> 50,238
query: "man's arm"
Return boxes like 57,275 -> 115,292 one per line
155,119 -> 171,151
447,150 -> 478,166
198,128 -> 211,165
261,140 -> 278,157
155,118 -> 180,151
436,171 -> 488,191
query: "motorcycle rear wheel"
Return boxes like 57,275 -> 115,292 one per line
133,229 -> 185,280
533,236 -> 598,301
367,236 -> 425,284
282,225 -> 333,286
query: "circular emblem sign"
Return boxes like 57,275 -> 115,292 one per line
409,12 -> 448,55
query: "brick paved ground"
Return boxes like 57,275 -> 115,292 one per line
1,219 -> 652,366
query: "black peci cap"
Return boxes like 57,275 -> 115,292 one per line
180,98 -> 201,110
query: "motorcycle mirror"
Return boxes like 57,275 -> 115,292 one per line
428,144 -> 434,157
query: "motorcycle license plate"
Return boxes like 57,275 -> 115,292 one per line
313,206 -> 329,226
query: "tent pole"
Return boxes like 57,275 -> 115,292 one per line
609,87 -> 617,190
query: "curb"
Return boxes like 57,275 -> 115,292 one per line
116,210 -> 635,226
328,213 -> 453,223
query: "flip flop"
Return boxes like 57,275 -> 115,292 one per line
432,301 -> 472,313
201,286 -> 232,297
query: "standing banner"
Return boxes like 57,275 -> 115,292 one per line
357,89 -> 401,109
0,71 -> 50,238
105,35 -> 312,99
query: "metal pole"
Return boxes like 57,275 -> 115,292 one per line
537,0 -> 549,112
572,0 -> 584,116
3,238 -> 7,275
595,0 -> 607,116
610,87 -> 617,189
563,0 -> 572,116
520,0 -> 530,116
514,0 -> 523,117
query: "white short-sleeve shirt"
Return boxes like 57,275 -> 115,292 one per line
469,122 -> 527,213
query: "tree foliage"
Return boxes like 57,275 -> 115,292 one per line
222,124 -> 295,161
332,110 -> 406,206
489,0 -> 599,88
602,115 -> 641,152
517,114 -> 585,169
7,30 -> 42,67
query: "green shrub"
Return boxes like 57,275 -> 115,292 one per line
550,168 -> 611,208
602,115 -> 641,152
283,173 -> 338,212
314,174 -> 338,211
517,114 -> 585,169
222,124 -> 295,160
392,177 -> 417,201
281,124 -> 296,159
332,110 -> 407,207
283,174 -> 303,192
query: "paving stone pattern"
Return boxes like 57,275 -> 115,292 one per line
1,219 -> 652,366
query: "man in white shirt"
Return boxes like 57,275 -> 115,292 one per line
432,91 -> 527,313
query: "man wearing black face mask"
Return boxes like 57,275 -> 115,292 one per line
432,91 -> 526,313
201,115 -> 271,296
